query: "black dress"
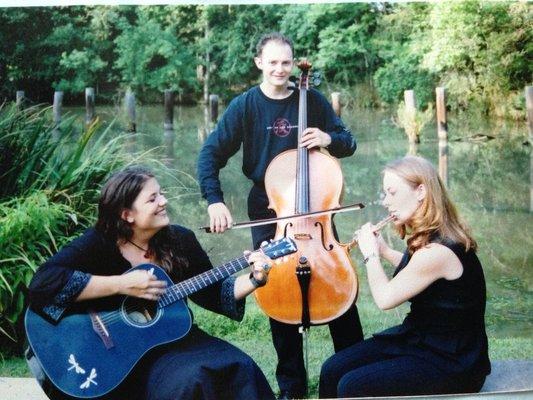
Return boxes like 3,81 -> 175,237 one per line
27,225 -> 275,400
373,238 -> 491,375
319,238 -> 491,398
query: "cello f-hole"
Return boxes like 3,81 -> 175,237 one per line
315,221 -> 334,251
283,223 -> 293,237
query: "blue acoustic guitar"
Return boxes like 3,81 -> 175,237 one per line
25,237 -> 297,398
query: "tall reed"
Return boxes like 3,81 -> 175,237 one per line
0,103 -> 129,352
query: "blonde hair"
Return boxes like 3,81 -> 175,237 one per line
384,156 -> 477,254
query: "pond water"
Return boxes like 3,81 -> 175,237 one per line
65,103 -> 532,339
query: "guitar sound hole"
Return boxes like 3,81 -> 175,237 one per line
122,298 -> 160,327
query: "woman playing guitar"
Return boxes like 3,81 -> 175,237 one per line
26,166 -> 279,400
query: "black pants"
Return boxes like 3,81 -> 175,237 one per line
32,327 -> 275,400
249,188 -> 364,396
269,304 -> 363,396
319,337 -> 486,398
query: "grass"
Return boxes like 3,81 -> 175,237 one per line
193,297 -> 533,397
3,291 -> 531,398
0,357 -> 29,377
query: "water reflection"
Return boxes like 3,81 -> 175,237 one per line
64,104 -> 532,338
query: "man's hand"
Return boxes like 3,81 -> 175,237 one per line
208,202 -> 233,233
300,127 -> 332,149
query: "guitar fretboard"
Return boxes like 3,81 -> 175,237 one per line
158,256 -> 249,307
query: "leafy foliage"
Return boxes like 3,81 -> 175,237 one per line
0,192 -> 74,343
372,3 -> 436,105
421,1 -> 532,115
0,103 -> 124,209
206,5 -> 285,97
0,103 -> 128,351
0,3 -> 530,117
114,7 -> 197,97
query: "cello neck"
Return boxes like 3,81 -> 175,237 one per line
295,60 -> 311,214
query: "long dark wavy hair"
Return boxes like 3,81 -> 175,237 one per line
95,166 -> 188,276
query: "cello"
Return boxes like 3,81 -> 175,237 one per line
254,60 -> 358,325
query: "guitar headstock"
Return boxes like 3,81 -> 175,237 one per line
261,237 -> 297,260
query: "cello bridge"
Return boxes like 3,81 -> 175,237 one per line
294,233 -> 313,240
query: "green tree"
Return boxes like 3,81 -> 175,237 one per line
0,3 -> 530,110
372,3 -> 436,105
51,7 -> 122,96
422,1 -> 532,116
206,5 -> 285,98
114,7 -> 198,99
0,8 -> 59,101
282,3 -> 381,85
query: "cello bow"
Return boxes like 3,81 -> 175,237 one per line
199,202 -> 365,233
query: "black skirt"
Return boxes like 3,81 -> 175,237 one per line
41,326 -> 275,400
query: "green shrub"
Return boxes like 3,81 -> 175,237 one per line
374,53 -> 436,107
0,192 -> 76,343
0,103 -> 130,352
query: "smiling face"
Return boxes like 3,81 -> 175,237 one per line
122,177 -> 169,235
254,40 -> 294,91
382,171 -> 426,226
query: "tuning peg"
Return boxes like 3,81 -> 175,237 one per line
311,71 -> 321,87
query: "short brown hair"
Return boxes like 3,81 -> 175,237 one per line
256,32 -> 294,57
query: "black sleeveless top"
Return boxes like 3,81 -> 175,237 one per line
373,238 -> 491,376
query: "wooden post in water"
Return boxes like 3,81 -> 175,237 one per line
16,90 -> 24,109
124,90 -> 136,133
52,91 -> 63,140
85,87 -> 95,127
436,87 -> 448,187
526,86 -> 533,212
164,90 -> 175,162
209,94 -> 219,125
527,86 -> 533,139
331,92 -> 341,117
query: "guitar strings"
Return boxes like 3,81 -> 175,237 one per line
96,256 -> 252,326
95,244 -> 289,326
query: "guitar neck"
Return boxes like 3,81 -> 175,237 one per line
158,256 -> 249,307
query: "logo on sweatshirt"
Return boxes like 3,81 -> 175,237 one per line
267,118 -> 297,138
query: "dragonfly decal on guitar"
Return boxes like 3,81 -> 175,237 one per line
25,237 -> 297,398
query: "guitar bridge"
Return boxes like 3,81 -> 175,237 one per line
89,311 -> 114,349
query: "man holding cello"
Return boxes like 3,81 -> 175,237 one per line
197,32 -> 363,399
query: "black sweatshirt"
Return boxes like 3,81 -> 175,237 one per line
197,86 -> 357,206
